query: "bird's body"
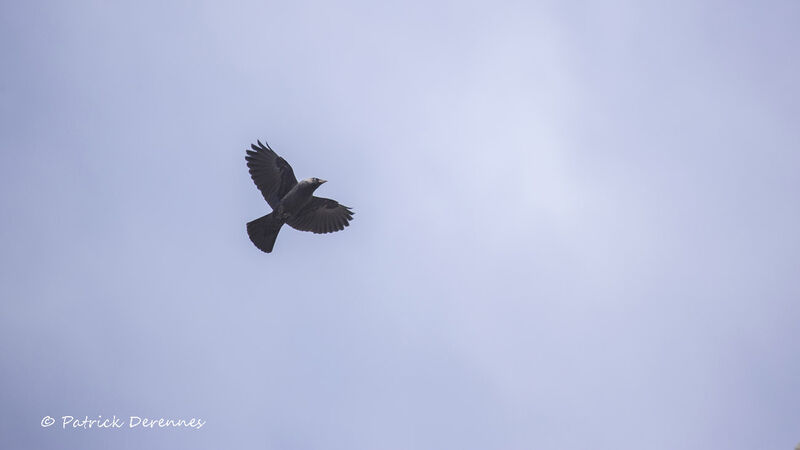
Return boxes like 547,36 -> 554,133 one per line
245,141 -> 353,253
277,179 -> 322,218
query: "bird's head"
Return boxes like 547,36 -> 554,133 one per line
302,177 -> 327,190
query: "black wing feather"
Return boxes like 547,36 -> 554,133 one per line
287,197 -> 354,234
245,141 -> 298,209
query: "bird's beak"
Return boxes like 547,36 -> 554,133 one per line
319,179 -> 327,184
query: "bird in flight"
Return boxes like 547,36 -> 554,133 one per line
245,140 -> 354,253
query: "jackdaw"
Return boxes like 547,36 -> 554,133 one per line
245,140 -> 354,253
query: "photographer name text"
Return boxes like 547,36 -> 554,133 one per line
40,415 -> 206,430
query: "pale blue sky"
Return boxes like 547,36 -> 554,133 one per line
1,1 -> 799,449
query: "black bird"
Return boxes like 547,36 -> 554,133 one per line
245,140 -> 354,253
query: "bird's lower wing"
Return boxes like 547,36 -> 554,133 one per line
287,197 -> 354,234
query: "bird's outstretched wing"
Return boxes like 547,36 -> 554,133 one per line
287,197 -> 354,234
245,141 -> 298,209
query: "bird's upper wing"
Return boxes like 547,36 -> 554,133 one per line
287,197 -> 354,234
245,140 -> 298,209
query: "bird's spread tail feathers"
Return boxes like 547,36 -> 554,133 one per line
247,213 -> 283,253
